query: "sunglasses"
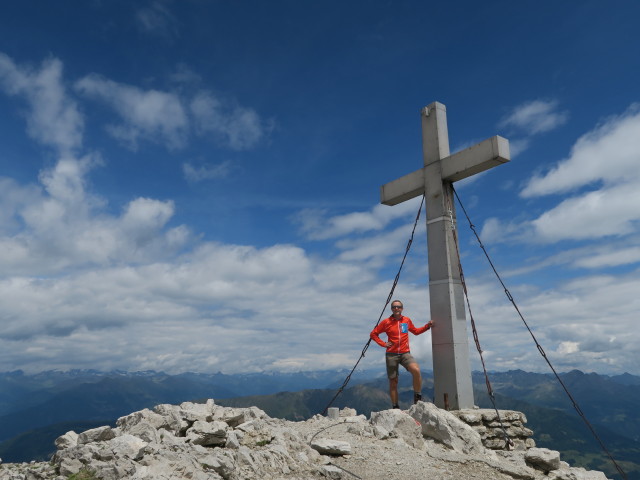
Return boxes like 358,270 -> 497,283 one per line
391,305 -> 403,309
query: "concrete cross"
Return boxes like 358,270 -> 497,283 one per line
380,102 -> 510,410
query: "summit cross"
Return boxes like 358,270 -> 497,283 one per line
380,101 -> 510,410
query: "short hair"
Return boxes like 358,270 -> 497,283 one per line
391,300 -> 403,307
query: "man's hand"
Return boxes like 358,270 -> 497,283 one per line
385,341 -> 394,348
426,321 -> 433,329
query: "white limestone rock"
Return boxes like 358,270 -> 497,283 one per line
370,408 -> 423,448
339,407 -> 357,417
152,403 -> 191,434
322,464 -> 345,479
409,401 -> 485,455
106,434 -> 148,461
13,399 -> 608,480
77,425 -> 116,444
550,466 -> 610,480
525,447 -> 561,471
310,438 -> 352,455
213,405 -> 266,427
58,457 -> 84,476
186,419 -> 228,446
54,430 -> 78,449
178,400 -> 215,422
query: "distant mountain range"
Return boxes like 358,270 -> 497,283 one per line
0,368 -> 638,480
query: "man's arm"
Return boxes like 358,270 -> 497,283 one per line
410,319 -> 433,335
370,321 -> 390,347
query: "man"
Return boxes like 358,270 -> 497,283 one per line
370,300 -> 433,409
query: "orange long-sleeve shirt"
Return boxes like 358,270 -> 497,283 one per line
370,315 -> 430,354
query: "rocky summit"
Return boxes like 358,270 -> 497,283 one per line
0,400 -> 609,480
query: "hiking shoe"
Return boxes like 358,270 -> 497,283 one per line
413,393 -> 422,404
392,404 -> 400,409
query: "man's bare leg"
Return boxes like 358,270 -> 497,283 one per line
389,377 -> 399,407
407,363 -> 422,403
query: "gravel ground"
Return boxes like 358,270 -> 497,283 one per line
292,414 -> 519,480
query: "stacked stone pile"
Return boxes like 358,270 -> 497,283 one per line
453,408 -> 536,450
52,399 -> 326,480
0,400 -> 610,480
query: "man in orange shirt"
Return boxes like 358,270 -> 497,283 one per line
370,300 -> 433,409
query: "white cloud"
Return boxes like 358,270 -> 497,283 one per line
519,105 -> 640,242
500,99 -> 569,135
183,161 -> 232,182
0,60 -> 189,273
75,74 -> 189,150
506,138 -> 531,158
294,196 -> 422,240
531,182 -> 640,241
0,53 -> 83,154
460,270 -> 640,375
190,91 -> 268,150
557,341 -> 579,355
336,224 -> 419,263
498,99 -> 568,157
0,237 -> 405,373
75,76 -> 269,152
482,104 -> 640,245
1,51 -> 639,377
479,217 -> 533,245
0,155 -> 190,275
522,104 -> 640,197
135,1 -> 179,37
574,246 -> 640,269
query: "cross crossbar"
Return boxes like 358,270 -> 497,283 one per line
380,136 -> 510,205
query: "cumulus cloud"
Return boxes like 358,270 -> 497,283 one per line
0,156 -> 190,275
0,53 -> 191,274
1,51 -> 638,377
482,104 -> 640,246
0,53 -> 83,153
523,105 -> 640,243
75,76 -> 269,152
522,104 -> 640,197
460,270 -> 640,375
0,236 -> 419,373
75,74 -> 189,149
531,182 -> 640,241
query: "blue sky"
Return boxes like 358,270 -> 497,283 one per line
1,0 -> 639,376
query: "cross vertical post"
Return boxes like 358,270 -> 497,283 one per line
380,101 -> 510,410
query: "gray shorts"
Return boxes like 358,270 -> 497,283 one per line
385,352 -> 417,379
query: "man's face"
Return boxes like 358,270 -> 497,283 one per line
391,303 -> 403,317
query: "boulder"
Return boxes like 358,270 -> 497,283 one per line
186,420 -> 228,446
310,438 -> 352,455
409,402 -> 485,455
525,447 -> 561,472
370,409 -> 422,447
212,405 -> 266,427
77,425 -> 116,444
58,458 -> 84,476
55,430 -> 78,449
550,466 -> 609,480
178,400 -> 215,422
106,434 -> 147,461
